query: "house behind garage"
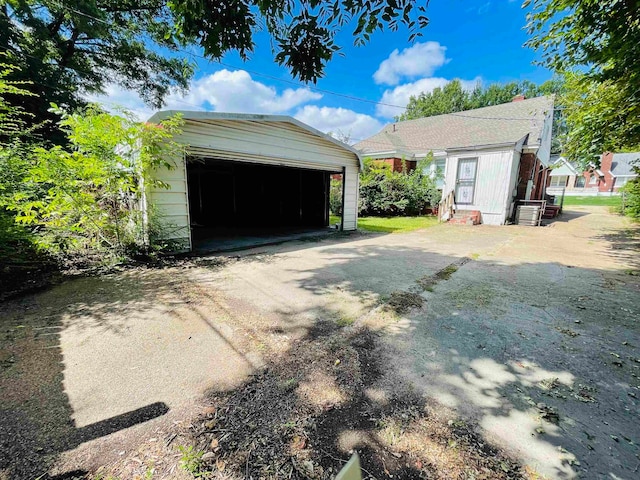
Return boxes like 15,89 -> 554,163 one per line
355,96 -> 555,225
144,112 -> 361,251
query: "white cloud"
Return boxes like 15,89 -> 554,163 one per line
174,69 -> 322,114
376,76 -> 482,118
87,71 -> 382,143
294,106 -> 383,144
373,42 -> 448,86
86,69 -> 322,120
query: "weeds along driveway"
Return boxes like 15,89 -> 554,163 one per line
1,206 -> 638,479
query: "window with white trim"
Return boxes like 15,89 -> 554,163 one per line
549,175 -> 568,187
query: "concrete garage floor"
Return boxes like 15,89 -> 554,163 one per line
1,206 -> 639,479
191,226 -> 339,253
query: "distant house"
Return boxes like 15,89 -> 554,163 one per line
355,96 -> 555,225
548,152 -> 639,195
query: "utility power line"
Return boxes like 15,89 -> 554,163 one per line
42,2 -> 553,121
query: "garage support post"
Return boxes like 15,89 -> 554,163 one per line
340,166 -> 346,231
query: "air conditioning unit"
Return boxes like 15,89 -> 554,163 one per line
515,205 -> 541,226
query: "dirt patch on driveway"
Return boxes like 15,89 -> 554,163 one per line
194,325 -> 524,480
97,323 -> 525,480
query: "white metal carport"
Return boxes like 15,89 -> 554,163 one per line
145,111 -> 361,251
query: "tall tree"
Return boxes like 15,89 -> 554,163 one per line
525,0 -> 640,165
560,72 -> 639,164
0,57 -> 35,139
525,0 -> 639,87
398,78 -> 563,121
397,80 -> 469,120
1,0 -> 429,141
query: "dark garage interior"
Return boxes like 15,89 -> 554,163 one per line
186,157 -> 340,251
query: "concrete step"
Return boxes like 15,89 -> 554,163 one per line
449,210 -> 481,225
449,217 -> 476,225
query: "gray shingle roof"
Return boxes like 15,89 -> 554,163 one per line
355,96 -> 554,155
611,152 -> 640,176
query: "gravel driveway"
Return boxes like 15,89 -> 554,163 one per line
1,206 -> 638,479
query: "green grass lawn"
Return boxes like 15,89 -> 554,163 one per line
330,215 -> 439,233
561,196 -> 622,206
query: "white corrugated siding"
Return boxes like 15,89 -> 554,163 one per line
343,165 -> 359,230
444,149 -> 515,225
176,119 -> 357,171
147,152 -> 191,250
147,118 -> 360,250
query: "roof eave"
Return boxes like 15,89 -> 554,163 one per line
415,150 -> 447,158
147,110 -> 363,170
445,141 -> 518,153
522,144 -> 540,152
357,149 -> 417,160
555,158 -> 578,175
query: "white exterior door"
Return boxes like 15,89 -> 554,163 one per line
456,158 -> 477,205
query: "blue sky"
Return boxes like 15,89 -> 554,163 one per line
94,0 -> 552,142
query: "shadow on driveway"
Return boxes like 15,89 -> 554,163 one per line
2,213 -> 639,479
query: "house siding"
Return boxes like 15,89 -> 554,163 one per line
343,164 -> 359,231
445,149 -> 516,225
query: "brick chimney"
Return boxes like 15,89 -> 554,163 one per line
512,94 -> 526,102
599,152 -> 615,192
600,151 -> 614,173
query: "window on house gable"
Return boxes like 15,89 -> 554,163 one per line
550,175 -> 568,187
